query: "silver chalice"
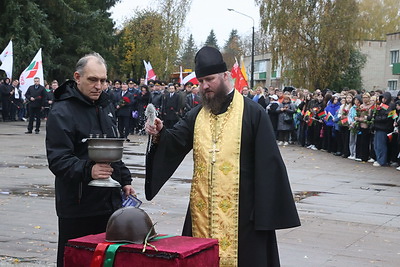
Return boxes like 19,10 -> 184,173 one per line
87,137 -> 125,187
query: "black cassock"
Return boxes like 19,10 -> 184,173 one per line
146,92 -> 300,267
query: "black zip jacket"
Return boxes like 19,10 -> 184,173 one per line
46,80 -> 132,218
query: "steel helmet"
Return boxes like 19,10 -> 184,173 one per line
105,207 -> 157,244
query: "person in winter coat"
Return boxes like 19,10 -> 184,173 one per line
252,86 -> 267,109
266,94 -> 280,139
115,82 -> 134,141
348,95 -> 362,160
45,53 -> 135,267
24,77 -> 47,133
277,95 -> 295,145
324,95 -> 341,153
161,83 -> 180,129
0,77 -> 13,121
370,92 -> 395,166
137,85 -> 152,134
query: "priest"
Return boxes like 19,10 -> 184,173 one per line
145,46 -> 300,267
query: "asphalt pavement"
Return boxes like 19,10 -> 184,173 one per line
0,121 -> 399,266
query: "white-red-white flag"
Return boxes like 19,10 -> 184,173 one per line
0,40 -> 13,79
19,48 -> 44,96
182,71 -> 199,85
143,60 -> 156,84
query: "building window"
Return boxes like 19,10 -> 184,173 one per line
388,80 -> 398,91
254,60 -> 267,73
390,50 -> 399,64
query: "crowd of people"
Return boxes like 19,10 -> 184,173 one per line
0,76 -> 202,140
3,74 -> 399,170
103,78 -> 202,141
0,77 -> 57,131
243,85 -> 400,170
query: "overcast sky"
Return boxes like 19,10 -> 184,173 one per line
109,0 -> 260,47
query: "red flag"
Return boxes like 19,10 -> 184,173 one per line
380,103 -> 389,110
387,132 -> 393,142
341,117 -> 348,124
230,60 -> 248,93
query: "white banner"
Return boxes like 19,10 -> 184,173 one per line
0,40 -> 13,79
19,48 -> 44,96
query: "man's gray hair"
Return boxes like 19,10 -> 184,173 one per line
75,52 -> 107,75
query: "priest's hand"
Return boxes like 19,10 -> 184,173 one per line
145,117 -> 163,135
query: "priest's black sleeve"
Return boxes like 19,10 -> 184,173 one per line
242,99 -> 301,230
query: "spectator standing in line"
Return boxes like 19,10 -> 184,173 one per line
252,85 -> 267,109
115,82 -> 134,141
161,83 -> 180,129
0,77 -> 12,121
9,79 -> 23,121
25,77 -> 46,134
267,94 -> 280,139
277,95 -> 296,146
371,92 -> 395,166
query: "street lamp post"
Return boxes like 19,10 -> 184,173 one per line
228,8 -> 255,89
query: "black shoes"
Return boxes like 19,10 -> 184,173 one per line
25,130 -> 39,134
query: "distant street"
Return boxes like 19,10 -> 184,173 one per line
0,121 -> 399,266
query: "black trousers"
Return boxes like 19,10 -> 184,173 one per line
356,128 -> 371,161
117,116 -> 130,138
325,125 -> 338,153
27,107 -> 42,132
1,98 -> 10,121
57,214 -> 110,267
339,126 -> 350,157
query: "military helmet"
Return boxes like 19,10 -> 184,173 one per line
105,207 -> 157,244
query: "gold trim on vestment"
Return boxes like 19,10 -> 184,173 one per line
192,90 -> 244,267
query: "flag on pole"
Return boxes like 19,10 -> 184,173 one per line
387,109 -> 398,119
325,112 -> 334,121
340,117 -> 348,125
0,40 -> 13,79
19,48 -> 44,96
317,110 -> 327,119
182,71 -> 199,85
380,103 -> 389,110
230,59 -> 248,93
143,60 -> 156,84
240,57 -> 248,82
179,66 -> 183,85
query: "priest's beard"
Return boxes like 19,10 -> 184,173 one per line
200,85 -> 229,115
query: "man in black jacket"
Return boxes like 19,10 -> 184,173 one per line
0,77 -> 13,121
45,53 -> 135,267
161,83 -> 180,128
24,77 -> 46,133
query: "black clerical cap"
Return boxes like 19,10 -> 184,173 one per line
195,46 -> 227,78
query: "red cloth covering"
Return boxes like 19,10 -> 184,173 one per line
64,233 -> 219,267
